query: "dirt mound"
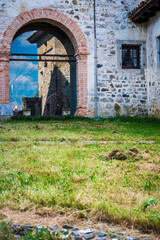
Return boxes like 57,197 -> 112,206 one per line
108,150 -> 127,160
101,148 -> 140,161
128,148 -> 139,156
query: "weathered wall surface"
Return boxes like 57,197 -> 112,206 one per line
0,0 -> 152,117
36,34 -> 73,115
146,12 -> 160,118
94,1 -> 147,117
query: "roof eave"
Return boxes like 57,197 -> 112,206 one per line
129,0 -> 160,24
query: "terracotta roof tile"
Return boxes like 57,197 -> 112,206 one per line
129,0 -> 152,18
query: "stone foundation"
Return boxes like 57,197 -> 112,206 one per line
0,104 -> 13,120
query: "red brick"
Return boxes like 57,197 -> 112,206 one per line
0,8 -> 89,116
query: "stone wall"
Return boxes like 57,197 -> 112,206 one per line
93,1 -> 147,117
146,12 -> 160,118
0,0 -> 159,117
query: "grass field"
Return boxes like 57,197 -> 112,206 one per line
0,117 -> 160,232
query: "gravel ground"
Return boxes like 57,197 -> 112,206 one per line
0,208 -> 159,240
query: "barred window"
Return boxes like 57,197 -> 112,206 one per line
122,45 -> 140,69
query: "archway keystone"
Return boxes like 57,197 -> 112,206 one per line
0,8 -> 89,116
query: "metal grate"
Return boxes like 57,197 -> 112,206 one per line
122,45 -> 140,69
10,53 -> 76,63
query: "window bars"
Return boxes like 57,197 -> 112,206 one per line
122,45 -> 140,69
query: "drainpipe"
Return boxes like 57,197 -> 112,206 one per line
94,0 -> 98,118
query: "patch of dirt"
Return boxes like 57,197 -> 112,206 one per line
142,151 -> 151,159
0,208 -> 159,240
108,150 -> 127,160
1,137 -> 19,142
112,130 -> 122,134
10,137 -> 19,142
139,162 -> 160,173
128,148 -> 139,156
101,148 -> 141,161
34,125 -> 42,130
95,124 -> 111,129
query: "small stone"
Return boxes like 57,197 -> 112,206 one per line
61,234 -> 71,239
63,225 -> 73,229
14,235 -> 22,239
84,234 -> 95,239
36,226 -> 49,234
13,223 -> 20,228
77,229 -> 94,234
72,0 -> 77,5
112,234 -> 122,238
49,225 -> 59,230
110,236 -> 117,239
36,225 -> 43,230
72,228 -> 79,231
97,232 -> 106,237
97,64 -> 103,68
125,237 -> 138,240
110,50 -> 115,54
96,238 -> 106,240
72,232 -> 79,237
22,225 -> 33,229
84,31 -> 90,36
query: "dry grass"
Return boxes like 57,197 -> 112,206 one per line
0,207 -> 159,240
0,117 -> 160,232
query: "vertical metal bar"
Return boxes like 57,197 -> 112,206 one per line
94,0 -> 98,118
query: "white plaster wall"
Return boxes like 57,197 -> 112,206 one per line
146,12 -> 160,117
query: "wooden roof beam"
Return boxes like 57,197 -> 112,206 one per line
129,0 -> 160,23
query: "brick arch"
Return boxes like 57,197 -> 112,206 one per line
0,8 -> 89,116
2,8 -> 88,55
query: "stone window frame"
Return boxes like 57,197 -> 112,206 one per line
116,40 -> 146,71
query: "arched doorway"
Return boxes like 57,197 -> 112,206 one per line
0,8 -> 89,116
10,24 -> 76,116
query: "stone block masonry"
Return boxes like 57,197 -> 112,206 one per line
9,222 -> 157,240
0,0 -> 159,117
